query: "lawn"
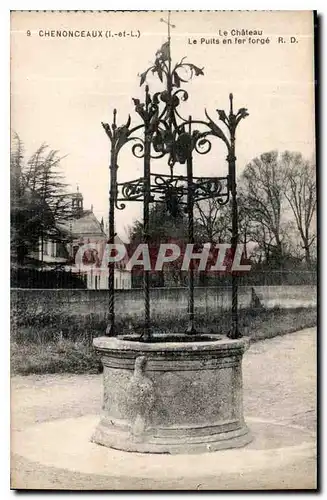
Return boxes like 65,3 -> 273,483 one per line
11,306 -> 317,375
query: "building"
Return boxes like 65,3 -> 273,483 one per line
31,189 -> 131,289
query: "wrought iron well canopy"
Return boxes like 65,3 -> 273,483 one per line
102,13 -> 249,341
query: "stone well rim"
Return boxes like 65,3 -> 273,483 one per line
93,335 -> 249,354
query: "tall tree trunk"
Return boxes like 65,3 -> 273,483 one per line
304,244 -> 311,265
41,232 -> 44,265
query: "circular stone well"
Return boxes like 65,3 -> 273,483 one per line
92,334 -> 252,454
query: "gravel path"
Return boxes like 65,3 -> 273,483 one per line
11,327 -> 317,490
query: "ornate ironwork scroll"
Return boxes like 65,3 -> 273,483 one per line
193,176 -> 229,204
116,174 -> 229,212
117,178 -> 145,203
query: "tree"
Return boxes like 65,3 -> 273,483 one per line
27,144 -> 72,262
11,135 -> 42,263
11,134 -> 72,265
240,151 -> 287,265
281,151 -> 316,265
194,199 -> 231,244
128,202 -> 188,286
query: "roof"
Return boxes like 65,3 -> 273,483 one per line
114,234 -> 125,245
58,210 -> 106,239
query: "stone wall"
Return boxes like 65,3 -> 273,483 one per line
11,285 -> 317,322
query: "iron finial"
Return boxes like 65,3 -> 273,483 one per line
160,11 -> 176,37
229,93 -> 234,115
113,108 -> 117,128
160,11 -> 175,66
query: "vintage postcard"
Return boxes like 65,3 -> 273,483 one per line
10,10 -> 317,490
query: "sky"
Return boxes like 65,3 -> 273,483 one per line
11,11 -> 315,239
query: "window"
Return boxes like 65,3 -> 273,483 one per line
51,241 -> 56,257
42,239 -> 48,256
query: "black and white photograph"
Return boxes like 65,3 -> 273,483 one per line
10,10 -> 317,490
